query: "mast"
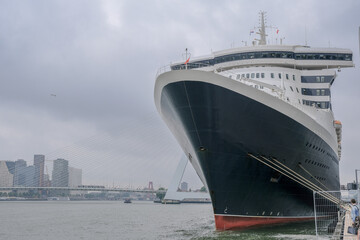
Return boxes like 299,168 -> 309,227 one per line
258,11 -> 267,45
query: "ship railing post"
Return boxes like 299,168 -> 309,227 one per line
313,190 -> 318,238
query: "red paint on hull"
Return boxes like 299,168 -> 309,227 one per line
215,215 -> 314,230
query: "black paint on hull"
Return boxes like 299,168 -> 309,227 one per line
160,80 -> 340,218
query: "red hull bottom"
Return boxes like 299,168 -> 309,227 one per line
215,215 -> 314,230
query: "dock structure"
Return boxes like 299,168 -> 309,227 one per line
342,211 -> 359,240
331,210 -> 359,240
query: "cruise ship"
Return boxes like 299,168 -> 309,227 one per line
154,13 -> 354,230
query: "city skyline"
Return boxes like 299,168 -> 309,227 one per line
0,155 -> 82,189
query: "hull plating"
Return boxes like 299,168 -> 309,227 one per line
158,77 -> 340,230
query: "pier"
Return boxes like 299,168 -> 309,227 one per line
342,211 -> 359,240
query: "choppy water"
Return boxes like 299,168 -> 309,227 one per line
0,201 -> 317,239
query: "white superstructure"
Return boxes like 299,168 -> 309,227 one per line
165,14 -> 353,159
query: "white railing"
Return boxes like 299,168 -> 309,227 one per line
156,62 -> 212,78
156,64 -> 172,78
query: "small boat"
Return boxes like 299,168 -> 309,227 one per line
47,196 -> 70,201
124,198 -> 132,203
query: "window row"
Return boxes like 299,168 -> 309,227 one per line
302,100 -> 331,109
305,142 -> 326,154
234,72 -> 297,80
314,176 -> 327,181
301,88 -> 330,96
301,76 -> 334,83
295,53 -> 351,61
326,152 -> 339,165
305,159 -> 329,170
171,51 -> 352,70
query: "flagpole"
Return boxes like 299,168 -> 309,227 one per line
185,48 -> 188,70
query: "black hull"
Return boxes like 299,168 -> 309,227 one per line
158,78 -> 340,229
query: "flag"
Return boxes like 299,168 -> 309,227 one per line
250,30 -> 254,35
276,29 -> 279,34
185,57 -> 190,64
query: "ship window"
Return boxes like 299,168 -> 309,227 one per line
296,88 -> 299,93
241,74 -> 245,78
290,86 -> 294,91
251,73 -> 255,78
271,73 -> 274,78
260,85 -> 264,89
302,88 -> 330,96
229,75 -> 232,79
301,76 -> 333,83
298,99 -> 301,104
246,73 -> 250,78
293,75 -> 295,81
236,74 -> 240,79
255,85 -> 259,89
256,73 -> 260,78
286,74 -> 289,80
278,73 -> 282,79
286,97 -> 289,101
261,73 -> 265,78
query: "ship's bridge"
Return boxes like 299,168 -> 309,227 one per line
171,45 -> 354,71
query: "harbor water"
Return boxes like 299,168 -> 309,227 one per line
0,201 -> 317,240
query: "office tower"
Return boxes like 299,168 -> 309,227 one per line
180,182 -> 188,192
68,167 -> 82,187
52,158 -> 69,187
14,159 -> 27,186
0,161 -> 14,187
24,165 -> 36,187
34,154 -> 45,187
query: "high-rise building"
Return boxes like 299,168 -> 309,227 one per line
68,167 -> 82,187
180,182 -> 188,192
0,161 -> 14,187
52,158 -> 69,187
14,159 -> 27,186
34,154 -> 45,187
24,165 -> 36,187
347,182 -> 358,190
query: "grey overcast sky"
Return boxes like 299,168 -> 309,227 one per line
0,0 -> 359,188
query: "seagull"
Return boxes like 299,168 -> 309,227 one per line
50,94 -> 56,97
